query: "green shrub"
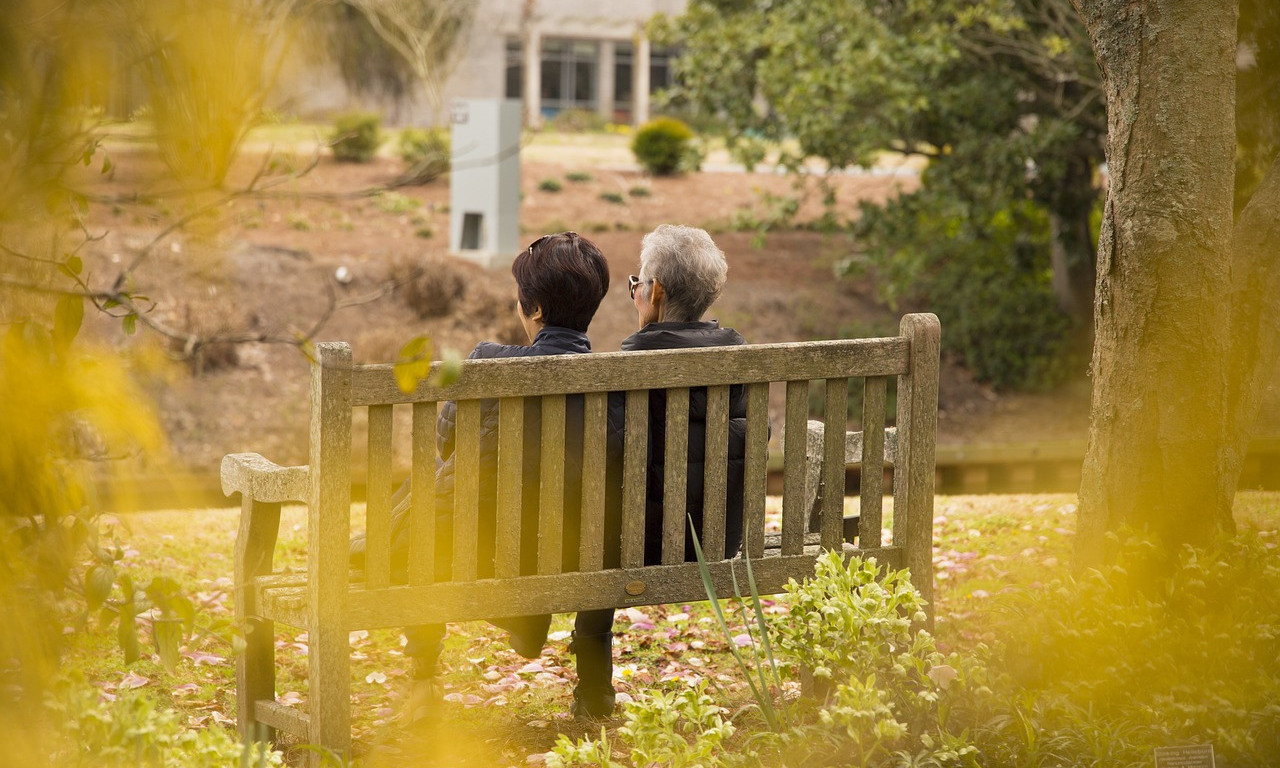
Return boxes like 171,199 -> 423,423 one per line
628,185 -> 652,198
543,525 -> 1280,768
538,178 -> 563,193
550,683 -> 734,768
565,171 -> 593,183
973,532 -> 1280,766
49,678 -> 283,768
599,191 -> 625,204
852,187 -> 1074,390
329,112 -> 382,163
396,127 -> 449,184
372,191 -> 421,213
548,107 -> 609,133
390,256 -> 467,319
549,552 -> 979,767
631,117 -> 697,176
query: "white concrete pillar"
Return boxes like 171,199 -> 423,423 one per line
597,40 -> 616,122
634,33 -> 651,126
523,28 -> 542,128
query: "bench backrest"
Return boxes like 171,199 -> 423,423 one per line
305,313 -> 939,622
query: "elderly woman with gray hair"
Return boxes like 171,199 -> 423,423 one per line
571,224 -> 749,719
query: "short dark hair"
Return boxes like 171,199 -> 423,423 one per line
511,232 -> 610,332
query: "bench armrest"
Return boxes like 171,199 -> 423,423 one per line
222,453 -> 309,503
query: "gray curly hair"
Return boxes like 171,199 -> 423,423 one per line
637,224 -> 728,322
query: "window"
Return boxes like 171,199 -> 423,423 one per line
539,38 -> 598,114
615,43 -> 633,106
505,39 -> 522,99
650,46 -> 677,94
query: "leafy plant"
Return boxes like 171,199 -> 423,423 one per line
49,677 -> 282,768
972,531 -> 1280,766
599,191 -> 625,205
549,683 -> 733,768
330,112 -> 383,163
396,127 -> 450,184
549,108 -> 609,133
566,171 -> 594,183
852,186 -> 1075,390
538,178 -> 564,193
628,186 -> 652,198
631,117 -> 697,176
372,191 -> 421,213
390,255 -> 467,319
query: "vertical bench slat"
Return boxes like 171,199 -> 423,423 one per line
453,399 -> 481,581
308,342 -> 353,759
495,397 -> 524,579
743,382 -> 769,558
860,377 -> 887,549
539,395 -> 567,575
701,385 -> 730,561
364,404 -> 394,589
579,392 -> 608,572
782,380 -> 809,556
621,389 -> 648,567
409,402 -> 436,585
820,379 -> 847,550
894,315 -> 940,625
662,388 -> 691,565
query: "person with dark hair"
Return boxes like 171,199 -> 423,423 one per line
351,232 -> 610,722
570,224 -> 749,720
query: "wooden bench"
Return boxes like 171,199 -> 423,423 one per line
223,313 -> 940,761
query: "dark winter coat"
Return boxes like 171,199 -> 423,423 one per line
606,321 -> 749,565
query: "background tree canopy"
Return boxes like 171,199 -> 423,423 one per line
656,0 -> 1276,391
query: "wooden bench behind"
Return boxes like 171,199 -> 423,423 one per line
223,312 -> 940,760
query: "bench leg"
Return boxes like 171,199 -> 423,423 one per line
307,625 -> 351,766
237,616 -> 277,745
234,497 -> 282,746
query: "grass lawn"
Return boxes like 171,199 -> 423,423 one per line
56,492 -> 1280,766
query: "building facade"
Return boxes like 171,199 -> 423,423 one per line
286,0 -> 687,127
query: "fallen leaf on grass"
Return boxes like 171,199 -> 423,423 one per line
119,671 -> 150,690
443,693 -> 484,706
184,651 -> 225,666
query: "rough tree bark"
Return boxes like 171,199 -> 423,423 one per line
1071,0 -> 1280,564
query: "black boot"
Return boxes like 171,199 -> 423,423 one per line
568,629 -> 616,719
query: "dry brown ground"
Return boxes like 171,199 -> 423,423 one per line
72,141 -> 1094,486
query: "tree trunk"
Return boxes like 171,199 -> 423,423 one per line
1072,0 -> 1240,564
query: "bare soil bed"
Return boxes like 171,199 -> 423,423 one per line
73,136 -> 1093,489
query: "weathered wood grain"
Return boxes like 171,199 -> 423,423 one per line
539,395 -> 567,575
364,404 -> 393,589
894,314 -> 940,625
307,343 -> 353,761
408,402 -> 436,585
662,388 -> 691,565
701,386 -> 730,561
860,377 -> 888,549
350,338 -> 910,405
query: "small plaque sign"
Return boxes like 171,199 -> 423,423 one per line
1153,744 -> 1215,768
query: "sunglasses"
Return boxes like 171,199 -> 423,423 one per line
526,231 -> 580,256
628,274 -> 652,300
